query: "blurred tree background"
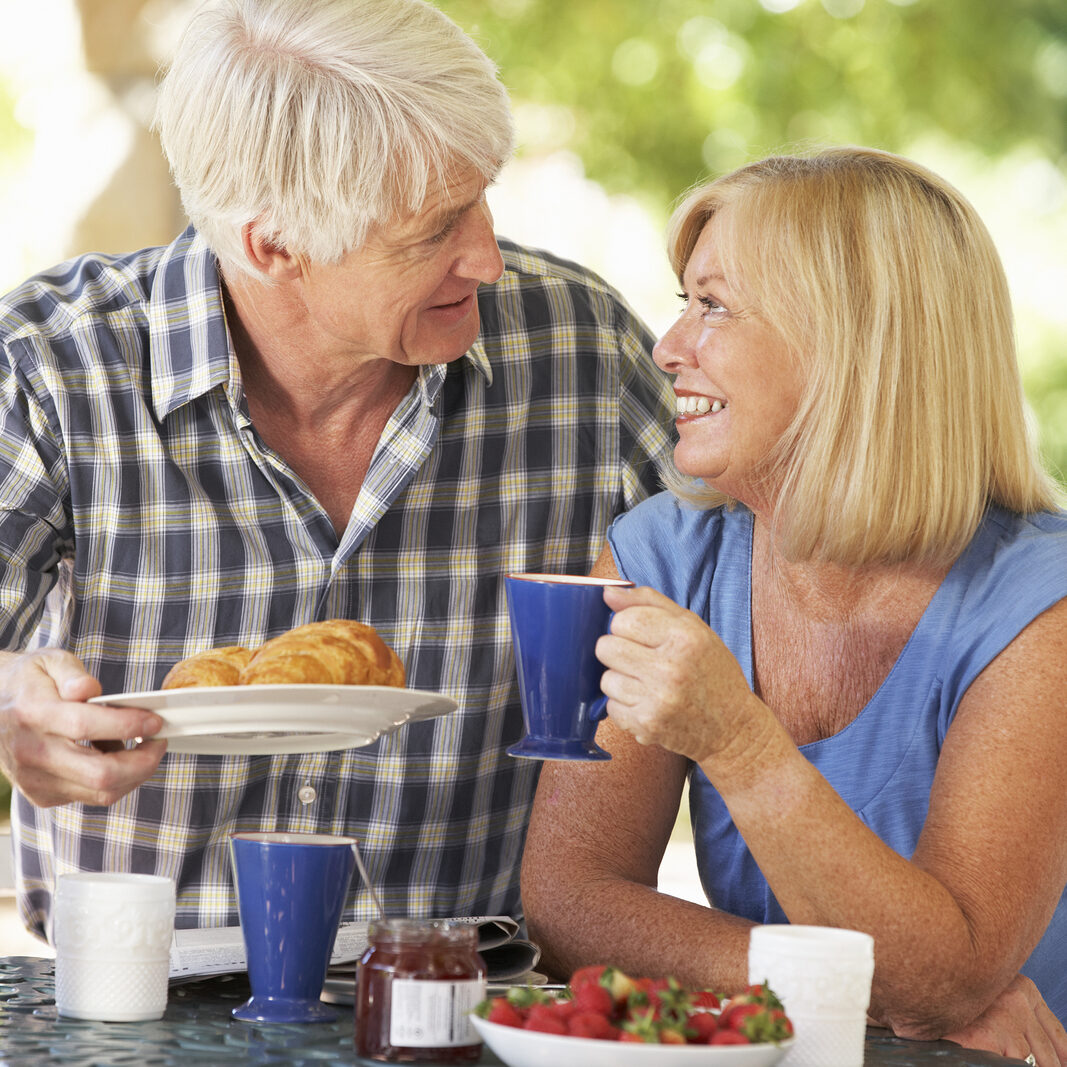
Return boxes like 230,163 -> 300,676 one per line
435,0 -> 1067,483
439,0 -> 1067,206
0,0 -> 1066,812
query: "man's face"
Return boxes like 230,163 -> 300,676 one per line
294,166 -> 504,366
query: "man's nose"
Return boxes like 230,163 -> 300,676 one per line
455,199 -> 504,284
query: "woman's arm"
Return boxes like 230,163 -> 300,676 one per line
596,580 -> 1067,1038
522,717 -> 757,987
521,546 -> 757,988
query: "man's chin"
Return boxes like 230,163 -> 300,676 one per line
411,321 -> 481,366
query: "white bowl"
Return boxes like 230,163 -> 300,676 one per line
471,1016 -> 793,1067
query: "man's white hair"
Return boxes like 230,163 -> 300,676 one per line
154,0 -> 515,277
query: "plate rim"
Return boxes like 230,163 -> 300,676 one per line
470,1015 -> 794,1061
87,684 -> 458,756
89,683 -> 454,703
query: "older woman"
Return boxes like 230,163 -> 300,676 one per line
521,148 -> 1067,1063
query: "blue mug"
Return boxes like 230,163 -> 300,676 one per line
505,573 -> 633,761
229,831 -> 357,1024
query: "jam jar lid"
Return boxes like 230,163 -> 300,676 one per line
367,918 -> 478,945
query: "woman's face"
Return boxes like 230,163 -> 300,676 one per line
653,210 -> 805,510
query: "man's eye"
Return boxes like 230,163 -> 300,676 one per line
428,220 -> 457,245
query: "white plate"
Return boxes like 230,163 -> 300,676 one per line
471,1017 -> 792,1067
88,685 -> 457,755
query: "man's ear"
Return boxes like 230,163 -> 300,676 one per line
240,223 -> 302,281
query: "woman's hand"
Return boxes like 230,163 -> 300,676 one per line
942,974 -> 1067,1067
597,583 -> 769,765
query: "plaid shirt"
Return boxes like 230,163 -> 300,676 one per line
0,227 -> 674,937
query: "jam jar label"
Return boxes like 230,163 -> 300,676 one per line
388,977 -> 487,1048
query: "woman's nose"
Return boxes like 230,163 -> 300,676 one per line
653,315 -> 697,373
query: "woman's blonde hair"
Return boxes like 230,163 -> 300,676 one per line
663,146 -> 1061,565
155,0 -> 515,279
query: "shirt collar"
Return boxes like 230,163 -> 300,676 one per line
417,334 -> 493,406
148,227 -> 236,421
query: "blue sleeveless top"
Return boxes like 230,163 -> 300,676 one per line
607,496 -> 1067,1019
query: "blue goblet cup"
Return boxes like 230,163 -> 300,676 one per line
229,831 -> 357,1024
505,573 -> 633,761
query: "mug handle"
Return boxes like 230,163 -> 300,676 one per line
589,609 -> 616,723
589,695 -> 608,722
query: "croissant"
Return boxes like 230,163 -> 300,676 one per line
238,620 -> 406,687
160,645 -> 254,689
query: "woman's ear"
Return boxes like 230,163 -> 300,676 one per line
240,222 -> 301,282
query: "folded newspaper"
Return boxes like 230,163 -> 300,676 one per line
169,916 -> 541,987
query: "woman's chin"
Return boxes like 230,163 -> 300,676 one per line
674,454 -> 728,484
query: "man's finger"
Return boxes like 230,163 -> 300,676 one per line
15,737 -> 167,808
53,700 -> 166,744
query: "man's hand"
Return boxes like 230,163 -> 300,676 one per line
0,649 -> 167,807
943,974 -> 1067,1067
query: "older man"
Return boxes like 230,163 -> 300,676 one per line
0,0 -> 674,937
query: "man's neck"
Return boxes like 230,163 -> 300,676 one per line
221,272 -> 415,428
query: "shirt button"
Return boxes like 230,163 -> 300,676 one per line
298,786 -> 317,805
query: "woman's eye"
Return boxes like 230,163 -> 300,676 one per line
677,291 -> 727,317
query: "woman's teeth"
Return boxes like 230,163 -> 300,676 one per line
676,396 -> 725,415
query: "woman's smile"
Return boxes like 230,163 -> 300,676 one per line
675,393 -> 728,417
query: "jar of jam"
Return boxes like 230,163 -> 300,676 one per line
355,918 -> 487,1063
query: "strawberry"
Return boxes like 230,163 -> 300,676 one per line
568,964 -> 609,996
718,1000 -> 765,1032
620,1008 -> 659,1043
626,976 -> 691,1027
551,997 -> 577,1022
631,976 -> 670,996
482,997 -> 525,1028
686,1010 -> 719,1043
621,1011 -> 692,1045
691,989 -> 721,1011
571,965 -> 633,1003
567,1011 -> 620,1040
712,1029 -> 751,1045
511,970 -> 793,1047
658,1024 -> 688,1044
719,999 -> 793,1042
524,1002 -> 568,1035
770,1008 -> 795,1038
742,981 -> 785,1011
501,984 -> 552,1014
571,981 -> 614,1017
599,966 -> 638,1006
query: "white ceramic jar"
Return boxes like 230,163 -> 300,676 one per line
53,872 -> 176,1022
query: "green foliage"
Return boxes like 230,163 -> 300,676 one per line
440,0 -> 1067,483
1024,331 -> 1067,489
441,0 -> 1067,204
